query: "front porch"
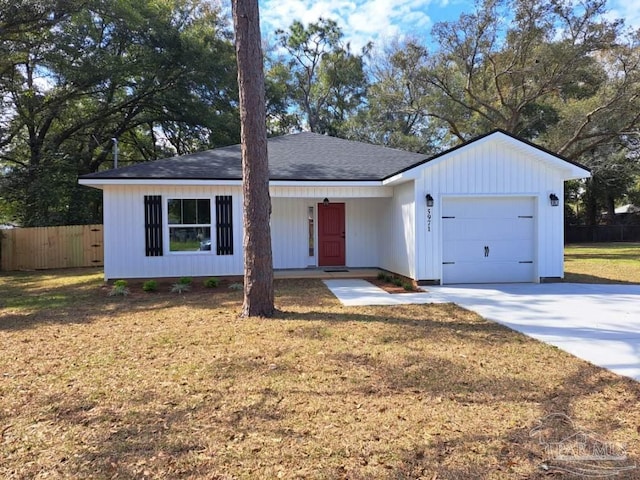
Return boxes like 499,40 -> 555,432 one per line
273,267 -> 381,280
270,185 -> 414,281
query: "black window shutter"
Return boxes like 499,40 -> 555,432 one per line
216,195 -> 233,255
144,195 -> 163,256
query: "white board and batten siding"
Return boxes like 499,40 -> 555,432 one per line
270,185 -> 390,270
271,197 -> 386,270
102,184 -> 389,280
102,185 -> 244,280
414,138 -> 567,284
378,181 -> 416,279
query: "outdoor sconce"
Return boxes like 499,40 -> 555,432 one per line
549,193 -> 559,207
323,198 -> 330,207
426,194 -> 434,207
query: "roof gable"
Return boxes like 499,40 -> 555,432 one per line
384,130 -> 590,182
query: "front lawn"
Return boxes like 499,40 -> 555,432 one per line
564,242 -> 640,283
1,269 -> 639,479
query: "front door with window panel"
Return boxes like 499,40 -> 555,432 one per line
318,202 -> 345,266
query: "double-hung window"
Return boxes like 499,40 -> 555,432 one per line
167,199 -> 211,252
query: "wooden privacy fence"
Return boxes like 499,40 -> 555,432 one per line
0,224 -> 103,271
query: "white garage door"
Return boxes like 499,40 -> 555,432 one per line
442,197 -> 536,284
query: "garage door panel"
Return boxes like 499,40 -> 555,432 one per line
444,218 -> 533,241
443,261 -> 535,284
445,239 -> 533,262
442,197 -> 536,284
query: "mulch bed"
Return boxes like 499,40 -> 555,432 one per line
103,276 -> 426,296
100,276 -> 245,297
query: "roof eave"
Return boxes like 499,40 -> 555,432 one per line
78,178 -> 387,188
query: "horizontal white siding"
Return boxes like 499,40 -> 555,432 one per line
379,181 -> 415,278
270,185 -> 392,198
415,141 -> 565,282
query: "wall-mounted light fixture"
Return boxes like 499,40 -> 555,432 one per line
323,198 -> 330,207
426,194 -> 434,207
549,193 -> 559,207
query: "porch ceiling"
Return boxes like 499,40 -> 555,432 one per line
269,185 -> 393,198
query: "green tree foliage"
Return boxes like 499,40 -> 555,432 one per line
424,0 -> 639,149
373,0 -> 640,223
269,18 -> 369,135
345,40 -> 439,154
0,0 -> 238,226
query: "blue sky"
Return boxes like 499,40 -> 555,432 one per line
256,0 -> 640,52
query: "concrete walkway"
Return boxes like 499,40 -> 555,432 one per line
323,279 -> 640,381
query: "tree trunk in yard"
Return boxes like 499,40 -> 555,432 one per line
232,0 -> 275,317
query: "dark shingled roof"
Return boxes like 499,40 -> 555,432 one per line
80,132 -> 429,181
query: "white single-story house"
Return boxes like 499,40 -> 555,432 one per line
79,129 -> 590,284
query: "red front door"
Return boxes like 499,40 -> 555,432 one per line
318,202 -> 345,266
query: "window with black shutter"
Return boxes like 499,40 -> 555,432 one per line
215,195 -> 233,255
144,195 -> 163,256
167,198 -> 211,252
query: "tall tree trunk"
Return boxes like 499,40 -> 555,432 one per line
584,178 -> 598,226
232,0 -> 274,317
605,194 -> 616,225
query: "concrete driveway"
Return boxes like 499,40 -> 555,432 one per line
324,280 -> 640,381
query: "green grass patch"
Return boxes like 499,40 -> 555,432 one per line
564,242 -> 640,284
0,268 -> 103,312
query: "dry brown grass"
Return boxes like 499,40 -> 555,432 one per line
1,269 -> 639,479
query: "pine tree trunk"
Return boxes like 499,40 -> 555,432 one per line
232,0 -> 274,317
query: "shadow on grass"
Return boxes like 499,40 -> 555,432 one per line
0,270 -> 246,330
37,360 -> 639,480
276,307 -> 516,343
565,251 -> 640,261
563,272 -> 639,284
4,295 -> 639,479
58,395 -> 215,479
389,362 -> 640,480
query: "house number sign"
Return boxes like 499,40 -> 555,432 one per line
427,207 -> 432,232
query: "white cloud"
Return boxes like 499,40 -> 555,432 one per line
606,0 -> 640,32
259,0 -> 436,51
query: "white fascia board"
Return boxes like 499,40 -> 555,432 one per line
562,166 -> 592,180
498,136 -> 591,179
79,178 -> 385,188
78,179 -> 243,187
382,170 -> 418,186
